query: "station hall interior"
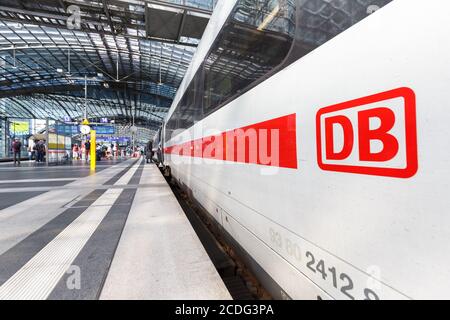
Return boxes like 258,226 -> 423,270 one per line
0,0 -> 446,302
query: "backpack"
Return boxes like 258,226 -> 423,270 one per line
12,141 -> 20,151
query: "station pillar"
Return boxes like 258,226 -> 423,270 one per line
90,130 -> 96,171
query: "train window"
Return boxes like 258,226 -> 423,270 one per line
165,0 -> 394,142
202,0 -> 297,116
285,0 -> 393,64
165,110 -> 179,142
177,75 -> 202,131
177,94 -> 194,130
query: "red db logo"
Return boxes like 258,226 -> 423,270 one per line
316,88 -> 418,178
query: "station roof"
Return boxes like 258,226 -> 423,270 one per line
0,0 -> 216,131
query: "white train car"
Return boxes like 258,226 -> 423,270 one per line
161,0 -> 450,300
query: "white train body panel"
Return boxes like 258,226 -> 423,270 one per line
163,0 -> 450,299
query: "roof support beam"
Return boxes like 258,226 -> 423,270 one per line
176,10 -> 187,43
0,5 -> 199,46
8,97 -> 37,119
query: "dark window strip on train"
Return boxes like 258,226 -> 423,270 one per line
165,0 -> 393,143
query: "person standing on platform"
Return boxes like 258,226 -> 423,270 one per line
32,141 -> 37,161
146,140 -> 153,164
112,143 -> 118,158
35,141 -> 41,163
107,144 -> 112,159
72,144 -> 79,160
12,138 -> 22,166
85,140 -> 90,162
36,140 -> 45,163
27,143 -> 33,161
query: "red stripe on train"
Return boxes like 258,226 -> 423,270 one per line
164,114 -> 298,169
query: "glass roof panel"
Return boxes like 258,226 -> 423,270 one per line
0,0 -> 216,127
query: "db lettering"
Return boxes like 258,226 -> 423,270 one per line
316,88 -> 418,178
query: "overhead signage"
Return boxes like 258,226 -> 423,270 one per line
55,124 -> 79,136
86,136 -> 130,144
91,125 -> 115,135
9,120 -> 30,136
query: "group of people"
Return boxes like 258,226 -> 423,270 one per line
95,144 -> 110,161
71,141 -> 91,161
71,144 -> 82,160
11,138 -> 157,166
11,138 -> 46,166
31,140 -> 46,163
71,141 -> 127,162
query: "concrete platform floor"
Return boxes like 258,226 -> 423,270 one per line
0,158 -> 231,300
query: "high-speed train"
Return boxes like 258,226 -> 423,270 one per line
159,0 -> 450,299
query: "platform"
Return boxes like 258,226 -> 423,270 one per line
0,158 -> 231,300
